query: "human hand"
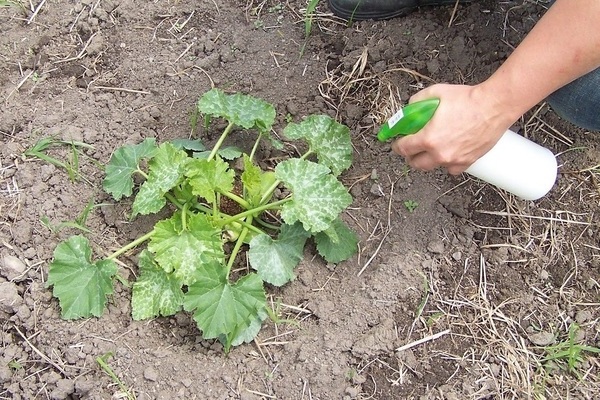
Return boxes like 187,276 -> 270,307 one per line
391,83 -> 515,175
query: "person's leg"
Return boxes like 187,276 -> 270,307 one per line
546,68 -> 600,131
327,0 -> 468,21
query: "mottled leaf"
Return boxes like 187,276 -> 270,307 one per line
131,250 -> 184,320
47,236 -> 117,319
275,159 -> 352,232
132,143 -> 189,216
248,223 -> 310,286
283,115 -> 352,176
197,88 -> 276,132
148,212 -> 224,285
103,138 -> 157,200
185,157 -> 235,205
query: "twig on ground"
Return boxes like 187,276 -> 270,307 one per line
396,329 -> 451,352
15,326 -> 69,377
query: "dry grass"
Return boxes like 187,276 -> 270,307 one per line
318,46 -> 434,142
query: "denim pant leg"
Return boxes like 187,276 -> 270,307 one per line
546,67 -> 600,131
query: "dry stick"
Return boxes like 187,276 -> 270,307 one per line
174,42 -> 194,63
475,210 -> 593,226
53,32 -> 97,64
245,389 -> 275,399
93,86 -> 151,95
357,228 -> 391,277
5,70 -> 34,102
15,327 -> 68,377
396,329 -> 451,352
27,0 -> 48,24
448,0 -> 460,27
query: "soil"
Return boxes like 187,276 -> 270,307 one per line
1,1 -> 599,399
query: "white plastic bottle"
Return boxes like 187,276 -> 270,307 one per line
377,99 -> 558,201
465,129 -> 557,200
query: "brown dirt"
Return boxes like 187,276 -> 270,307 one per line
1,1 -> 599,399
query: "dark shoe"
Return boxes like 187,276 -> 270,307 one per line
328,0 -> 467,21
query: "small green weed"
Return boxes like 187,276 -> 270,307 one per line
23,137 -> 94,183
41,198 -> 109,234
96,353 -> 136,400
540,323 -> 600,378
300,0 -> 319,57
8,360 -> 23,370
403,199 -> 418,212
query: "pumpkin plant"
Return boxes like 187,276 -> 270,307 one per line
46,88 -> 358,351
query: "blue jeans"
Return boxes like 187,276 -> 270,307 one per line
547,68 -> 600,131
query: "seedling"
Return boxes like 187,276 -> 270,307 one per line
96,353 -> 136,400
46,88 -> 358,352
41,198 -> 107,234
300,0 -> 319,57
540,323 -> 600,378
23,137 -> 94,183
404,199 -> 418,212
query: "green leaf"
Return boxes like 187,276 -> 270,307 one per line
231,308 -> 268,347
283,115 -> 352,176
103,138 -> 157,200
275,159 -> 353,232
148,212 -> 224,286
47,236 -> 117,319
185,157 -> 235,205
183,262 -> 266,346
170,138 -> 206,152
218,146 -> 243,160
197,88 -> 276,132
242,155 -> 277,207
131,250 -> 184,320
132,143 -> 189,216
314,217 -> 358,263
248,223 -> 310,286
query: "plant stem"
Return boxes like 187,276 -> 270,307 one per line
220,198 -> 290,227
107,231 -> 154,260
259,180 -> 280,205
226,216 -> 252,277
255,217 -> 280,231
249,133 -> 262,162
181,202 -> 189,231
208,121 -> 235,161
221,190 -> 250,209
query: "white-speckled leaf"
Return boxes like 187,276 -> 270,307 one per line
282,115 -> 352,176
131,250 -> 184,320
148,212 -> 224,286
275,159 -> 352,232
132,143 -> 189,216
197,88 -> 276,132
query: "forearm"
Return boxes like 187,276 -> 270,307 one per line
479,0 -> 600,123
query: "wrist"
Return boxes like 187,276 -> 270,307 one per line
472,79 -> 524,131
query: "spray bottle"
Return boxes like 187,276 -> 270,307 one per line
377,99 -> 558,201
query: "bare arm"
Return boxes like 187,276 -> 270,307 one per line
392,0 -> 600,174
